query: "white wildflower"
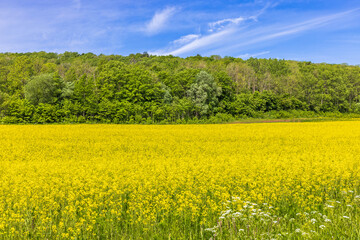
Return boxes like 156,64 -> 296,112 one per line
319,225 -> 326,229
232,212 -> 242,217
223,209 -> 231,215
205,228 -> 216,233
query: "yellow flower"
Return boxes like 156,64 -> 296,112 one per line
0,122 -> 360,238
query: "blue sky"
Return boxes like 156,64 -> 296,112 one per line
1,0 -> 360,64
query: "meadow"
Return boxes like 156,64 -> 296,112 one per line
0,122 -> 360,239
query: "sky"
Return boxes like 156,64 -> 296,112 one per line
0,0 -> 360,64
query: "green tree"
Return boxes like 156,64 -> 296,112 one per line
24,73 -> 64,105
187,71 -> 222,117
6,56 -> 33,96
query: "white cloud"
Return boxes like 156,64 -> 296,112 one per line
219,8 -> 360,53
207,2 -> 272,32
172,34 -> 201,46
250,2 -> 276,21
238,51 -> 270,59
209,17 -> 245,32
145,7 -> 176,35
163,28 -> 236,55
153,8 -> 360,57
150,2 -> 271,55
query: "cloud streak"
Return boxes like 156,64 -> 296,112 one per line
208,17 -> 245,32
153,8 -> 360,56
145,6 -> 176,35
151,28 -> 236,56
216,8 -> 360,54
238,51 -> 270,59
172,34 -> 201,46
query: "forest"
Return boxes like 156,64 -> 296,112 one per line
0,51 -> 360,124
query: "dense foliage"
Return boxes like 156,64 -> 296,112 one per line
0,52 -> 360,123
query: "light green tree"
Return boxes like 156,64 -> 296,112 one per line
187,71 -> 222,117
24,73 -> 64,105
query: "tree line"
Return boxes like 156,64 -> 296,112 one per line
0,52 -> 360,123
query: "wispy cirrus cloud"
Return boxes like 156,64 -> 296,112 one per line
151,28 -> 236,56
150,3 -> 269,55
207,2 -> 273,32
172,34 -> 201,46
152,7 -> 360,57
238,51 -> 270,59
208,16 -> 246,32
144,6 -> 177,35
213,8 -> 360,55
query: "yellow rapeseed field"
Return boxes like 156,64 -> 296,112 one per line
0,122 -> 360,239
